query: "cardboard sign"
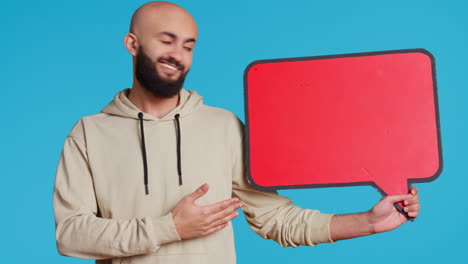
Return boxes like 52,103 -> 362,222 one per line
244,49 -> 442,203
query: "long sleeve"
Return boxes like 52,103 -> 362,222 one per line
230,117 -> 334,247
53,122 -> 180,260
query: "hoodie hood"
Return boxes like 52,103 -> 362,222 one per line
101,88 -> 204,121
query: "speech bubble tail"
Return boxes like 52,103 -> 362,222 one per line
374,178 -> 411,197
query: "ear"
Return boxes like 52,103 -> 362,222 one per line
124,33 -> 138,56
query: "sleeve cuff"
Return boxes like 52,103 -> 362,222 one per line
326,214 -> 335,243
150,212 -> 181,247
311,213 -> 335,245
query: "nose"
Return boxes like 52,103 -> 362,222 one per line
167,45 -> 183,65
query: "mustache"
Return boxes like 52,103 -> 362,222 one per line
158,57 -> 185,71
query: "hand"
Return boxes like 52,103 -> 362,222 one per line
368,186 -> 420,234
171,184 -> 242,240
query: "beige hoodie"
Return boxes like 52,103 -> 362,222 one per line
53,88 -> 334,264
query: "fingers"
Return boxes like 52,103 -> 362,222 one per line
402,186 -> 420,218
205,197 -> 240,214
172,189 -> 241,240
385,193 -> 412,204
201,222 -> 229,236
187,184 -> 209,202
199,196 -> 242,230
403,193 -> 421,218
404,203 -> 421,213
407,211 -> 419,218
203,198 -> 242,227
404,193 -> 419,206
386,186 -> 420,204
210,211 -> 240,228
208,203 -> 242,227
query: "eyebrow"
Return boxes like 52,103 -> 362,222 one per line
160,31 -> 196,44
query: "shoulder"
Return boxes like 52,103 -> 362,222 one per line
196,105 -> 244,127
198,105 -> 245,145
67,113 -> 111,141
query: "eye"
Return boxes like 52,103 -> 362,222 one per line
184,47 -> 193,52
161,40 -> 172,45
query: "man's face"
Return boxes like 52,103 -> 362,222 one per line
135,45 -> 188,98
134,13 -> 197,98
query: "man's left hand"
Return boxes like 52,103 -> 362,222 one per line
368,186 -> 420,234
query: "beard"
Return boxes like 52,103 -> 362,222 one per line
135,46 -> 188,98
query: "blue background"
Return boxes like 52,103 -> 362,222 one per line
2,0 -> 467,263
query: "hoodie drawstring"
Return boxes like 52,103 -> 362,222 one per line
175,114 -> 183,186
138,112 -> 149,195
137,112 -> 183,195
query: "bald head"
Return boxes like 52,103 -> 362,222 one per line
130,1 -> 197,37
124,2 -> 198,98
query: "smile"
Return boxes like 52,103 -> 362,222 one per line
159,61 -> 180,74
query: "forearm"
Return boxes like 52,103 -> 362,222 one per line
236,193 -> 334,247
56,211 -> 178,259
329,212 -> 375,241
55,212 -> 180,259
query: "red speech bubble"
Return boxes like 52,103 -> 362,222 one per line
244,49 -> 442,211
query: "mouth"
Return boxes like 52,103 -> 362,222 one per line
158,60 -> 181,75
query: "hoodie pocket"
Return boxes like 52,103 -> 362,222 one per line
118,238 -> 208,264
120,253 -> 206,264
152,236 -> 207,255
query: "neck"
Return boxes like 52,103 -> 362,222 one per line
128,80 -> 180,119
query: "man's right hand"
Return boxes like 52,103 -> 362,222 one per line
171,184 -> 242,240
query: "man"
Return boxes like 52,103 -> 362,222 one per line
53,2 -> 421,264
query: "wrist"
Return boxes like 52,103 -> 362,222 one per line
363,210 -> 377,235
330,211 -> 376,241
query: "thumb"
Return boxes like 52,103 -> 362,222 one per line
385,193 -> 411,204
187,184 -> 209,202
